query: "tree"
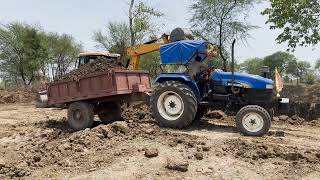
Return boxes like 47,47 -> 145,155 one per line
190,0 -> 258,71
94,0 -> 163,66
296,61 -> 311,84
305,71 -> 316,85
263,51 -> 297,79
262,0 -> 320,50
128,0 -> 163,46
0,22 -> 47,87
315,59 -> 320,69
240,57 -> 263,74
93,22 -> 130,61
0,22 -> 81,87
44,33 -> 81,80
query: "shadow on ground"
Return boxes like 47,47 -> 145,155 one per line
185,119 -> 238,134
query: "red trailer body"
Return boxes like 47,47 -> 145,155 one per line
47,70 -> 151,104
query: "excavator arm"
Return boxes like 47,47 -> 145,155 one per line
127,34 -> 169,70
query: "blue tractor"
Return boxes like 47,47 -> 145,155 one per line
150,40 -> 289,136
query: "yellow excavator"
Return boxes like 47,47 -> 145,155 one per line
126,34 -> 169,70
126,28 -> 219,70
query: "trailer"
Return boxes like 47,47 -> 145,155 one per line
47,69 -> 151,130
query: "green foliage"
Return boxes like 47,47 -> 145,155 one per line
190,0 -> 258,70
93,22 -> 130,61
296,61 -> 311,81
44,33 -> 81,80
305,72 -> 316,85
0,22 -> 47,86
240,58 -> 263,75
139,52 -> 161,78
131,1 -> 163,43
262,0 -> 320,50
315,59 -> 320,69
0,22 -> 81,87
239,51 -> 318,84
263,51 -> 297,77
94,0 -> 163,69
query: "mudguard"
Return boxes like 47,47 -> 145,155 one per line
155,74 -> 201,102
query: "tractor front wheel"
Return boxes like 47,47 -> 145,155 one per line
150,81 -> 197,129
235,105 -> 271,136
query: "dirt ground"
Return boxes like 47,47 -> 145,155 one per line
0,104 -> 320,180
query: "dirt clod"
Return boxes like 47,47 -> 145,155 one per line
202,146 -> 211,151
279,115 -> 289,121
144,148 -> 159,158
275,131 -> 285,137
166,158 -> 189,172
110,121 -> 130,134
194,152 -> 204,160
286,152 -> 303,161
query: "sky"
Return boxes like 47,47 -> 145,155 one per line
0,0 -> 319,64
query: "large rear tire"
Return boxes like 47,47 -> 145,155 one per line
150,81 -> 197,129
68,102 -> 94,131
235,105 -> 271,136
98,102 -> 122,124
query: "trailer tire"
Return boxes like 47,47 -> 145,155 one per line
236,105 -> 271,136
68,102 -> 94,131
98,102 -> 122,124
150,81 -> 197,129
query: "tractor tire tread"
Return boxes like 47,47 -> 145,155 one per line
235,105 -> 271,137
150,81 -> 197,129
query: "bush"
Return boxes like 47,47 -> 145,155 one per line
305,73 -> 316,85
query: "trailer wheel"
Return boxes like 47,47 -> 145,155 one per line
68,102 -> 94,131
98,102 -> 122,124
150,81 -> 197,129
235,105 -> 271,136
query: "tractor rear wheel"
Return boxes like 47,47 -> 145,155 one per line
235,105 -> 271,136
98,102 -> 122,124
68,101 -> 94,131
150,81 -> 197,129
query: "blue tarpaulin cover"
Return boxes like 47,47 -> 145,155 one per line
160,40 -> 208,65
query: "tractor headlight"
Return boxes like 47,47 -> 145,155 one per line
266,84 -> 273,89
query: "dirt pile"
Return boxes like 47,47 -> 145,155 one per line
1,104 -> 320,179
282,84 -> 320,120
282,84 -> 320,104
0,104 -> 204,179
0,89 -> 34,104
224,138 -> 320,163
61,59 -> 125,81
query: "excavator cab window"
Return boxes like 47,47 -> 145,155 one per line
77,55 -> 119,69
78,56 -> 93,68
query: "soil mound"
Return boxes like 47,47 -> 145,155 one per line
282,84 -> 320,120
0,89 -> 34,104
60,59 -> 126,81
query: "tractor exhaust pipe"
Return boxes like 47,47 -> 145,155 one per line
231,39 -> 236,94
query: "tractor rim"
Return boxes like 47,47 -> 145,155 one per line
242,112 -> 264,133
157,91 -> 184,121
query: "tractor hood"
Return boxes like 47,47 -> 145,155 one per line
212,70 -> 274,89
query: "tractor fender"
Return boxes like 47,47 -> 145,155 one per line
155,74 -> 201,102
